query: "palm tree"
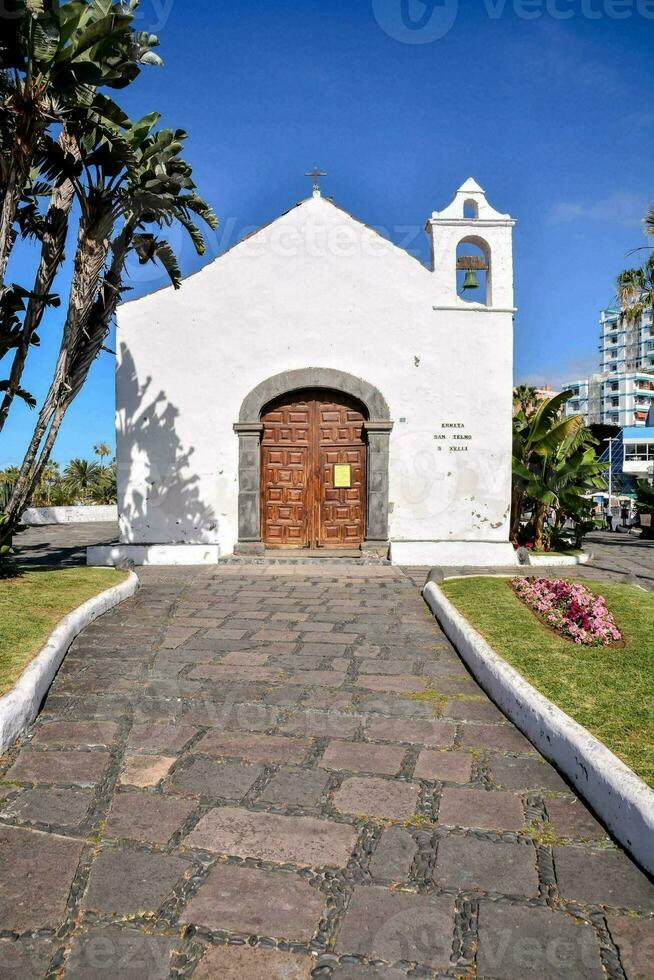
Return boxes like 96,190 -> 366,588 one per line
617,253 -> 654,334
2,119 -> 216,536
94,442 -> 112,462
63,458 -> 100,504
0,3 -> 164,431
513,385 -> 539,416
0,0 -> 163,286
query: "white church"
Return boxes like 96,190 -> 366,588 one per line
89,177 -> 517,567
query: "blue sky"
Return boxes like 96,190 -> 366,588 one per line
2,0 -> 653,466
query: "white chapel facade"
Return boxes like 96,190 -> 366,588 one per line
90,178 -> 517,567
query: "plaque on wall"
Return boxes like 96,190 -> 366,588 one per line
334,464 -> 352,488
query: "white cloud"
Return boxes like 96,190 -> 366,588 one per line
548,192 -> 649,228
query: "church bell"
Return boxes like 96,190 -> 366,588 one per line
462,269 -> 479,291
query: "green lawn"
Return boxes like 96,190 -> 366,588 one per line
441,576 -> 654,788
0,567 -> 129,696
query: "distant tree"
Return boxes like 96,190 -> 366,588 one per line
617,254 -> 654,329
513,385 -> 539,416
63,458 -> 101,504
94,442 -> 112,462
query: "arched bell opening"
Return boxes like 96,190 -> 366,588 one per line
463,199 -> 479,219
456,236 -> 491,306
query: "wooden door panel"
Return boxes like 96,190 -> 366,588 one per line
318,445 -> 365,548
262,391 -> 366,549
262,445 -> 309,548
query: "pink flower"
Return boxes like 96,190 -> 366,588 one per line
510,577 -> 622,648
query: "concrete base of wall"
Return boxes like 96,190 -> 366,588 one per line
22,505 -> 118,525
528,551 -> 590,566
88,544 -> 221,566
390,540 -> 517,567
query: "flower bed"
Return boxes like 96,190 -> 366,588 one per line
511,577 -> 623,647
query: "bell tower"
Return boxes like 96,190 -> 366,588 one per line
426,178 -> 516,311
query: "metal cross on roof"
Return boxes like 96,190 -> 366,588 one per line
305,166 -> 326,196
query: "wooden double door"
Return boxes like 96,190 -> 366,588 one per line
261,390 -> 367,549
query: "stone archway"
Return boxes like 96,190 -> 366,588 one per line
234,368 -> 393,555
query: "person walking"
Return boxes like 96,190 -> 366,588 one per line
621,504 -> 629,529
604,503 -> 613,532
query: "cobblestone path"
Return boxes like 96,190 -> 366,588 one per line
1,564 -> 653,978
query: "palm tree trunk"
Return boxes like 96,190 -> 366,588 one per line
533,504 -> 548,551
510,485 -> 524,542
1,221 -> 128,540
0,132 -> 78,433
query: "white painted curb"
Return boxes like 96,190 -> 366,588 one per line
423,580 -> 654,875
528,550 -> 590,567
0,571 -> 139,756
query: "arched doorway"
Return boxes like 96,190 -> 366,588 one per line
261,389 -> 367,549
234,368 -> 393,556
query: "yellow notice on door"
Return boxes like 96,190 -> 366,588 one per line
334,464 -> 352,488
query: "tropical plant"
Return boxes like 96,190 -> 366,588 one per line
513,384 -> 539,416
0,0 -> 163,285
94,441 -> 111,461
617,253 -> 654,332
512,391 -> 605,551
63,457 -> 100,503
1,118 -> 217,538
0,1 -> 163,428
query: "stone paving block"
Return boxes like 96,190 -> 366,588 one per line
197,731 -> 312,765
220,650 -> 270,665
333,777 -> 420,820
369,827 -> 417,881
104,791 -> 195,844
64,925 -> 175,980
185,806 -> 357,867
298,642 -> 348,657
252,629 -> 300,642
181,863 -> 323,941
188,664 -> 285,683
434,835 -> 539,896
606,915 -> 654,979
490,755 -> 569,793
5,749 -> 110,786
319,740 -> 406,775
354,693 -> 436,719
459,722 -> 535,754
442,698 -> 505,722
2,786 -> 94,828
281,709 -> 361,738
119,754 -> 176,788
414,748 -> 473,783
477,902 -> 604,979
286,669 -> 347,688
355,674 -> 428,694
180,700 -> 280,731
0,824 -> 84,931
302,691 -> 354,712
328,964 -> 406,979
30,720 -> 118,747
544,798 -> 607,841
192,945 -> 313,980
165,757 -> 263,799
336,886 -> 455,971
83,845 -> 189,914
0,937 -> 54,979
357,660 -> 419,675
258,768 -> 331,806
126,723 -> 198,755
553,847 -> 654,910
438,788 -> 525,832
365,717 -> 456,747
